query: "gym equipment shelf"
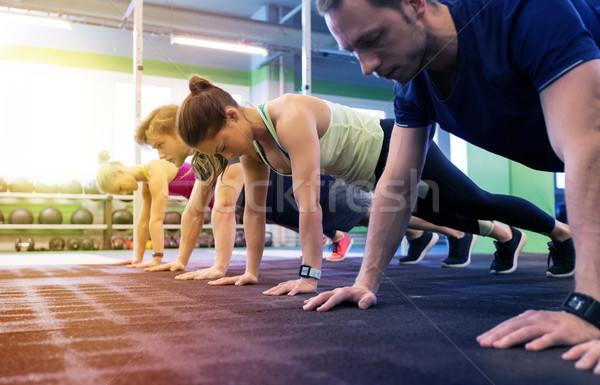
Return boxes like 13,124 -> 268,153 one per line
0,192 -> 119,249
0,192 -> 238,250
0,192 -> 111,200
0,224 -> 107,230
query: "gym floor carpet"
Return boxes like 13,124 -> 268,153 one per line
0,247 -> 594,385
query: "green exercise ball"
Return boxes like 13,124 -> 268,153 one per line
8,208 -> 34,224
84,179 -> 101,195
70,208 -> 93,224
0,177 -> 7,192
8,178 -> 34,193
35,182 -> 60,194
60,180 -> 83,194
38,207 -> 63,224
112,209 -> 133,225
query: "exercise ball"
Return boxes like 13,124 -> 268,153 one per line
67,238 -> 80,250
8,178 -> 34,193
49,237 -> 65,251
60,180 -> 83,194
81,238 -> 94,250
8,208 -> 34,224
70,208 -> 93,224
112,209 -> 133,225
34,182 -> 59,194
0,177 -> 7,192
84,179 -> 101,195
38,207 -> 63,224
0,210 -> 4,224
163,211 -> 182,225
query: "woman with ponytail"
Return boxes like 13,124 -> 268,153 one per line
96,151 -> 196,268
177,75 -> 573,298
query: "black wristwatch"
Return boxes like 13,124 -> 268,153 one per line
561,291 -> 600,329
152,252 -> 164,258
299,265 -> 321,280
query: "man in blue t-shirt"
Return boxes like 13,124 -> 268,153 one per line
306,0 -> 600,372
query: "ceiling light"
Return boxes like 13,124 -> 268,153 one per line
171,35 -> 268,56
0,11 -> 72,30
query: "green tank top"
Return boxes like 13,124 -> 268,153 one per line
254,100 -> 383,191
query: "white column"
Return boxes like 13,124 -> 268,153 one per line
132,0 -> 143,251
301,0 -> 311,95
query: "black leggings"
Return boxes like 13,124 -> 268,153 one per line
377,119 -> 556,236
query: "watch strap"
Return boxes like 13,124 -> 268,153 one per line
562,291 -> 600,329
299,264 -> 321,280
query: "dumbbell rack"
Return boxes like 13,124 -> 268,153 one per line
0,192 -> 244,251
0,192 -> 114,250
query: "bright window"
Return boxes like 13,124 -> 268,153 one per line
352,107 -> 384,118
0,62 -> 92,181
114,83 -> 172,165
555,172 -> 565,189
450,134 -> 468,176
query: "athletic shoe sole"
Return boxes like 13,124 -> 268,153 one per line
442,235 -> 478,268
490,232 -> 527,274
546,269 -> 575,278
326,237 -> 354,262
399,232 -> 439,265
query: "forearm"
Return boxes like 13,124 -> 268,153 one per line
177,209 -> 205,267
244,210 -> 265,277
149,219 -> 164,260
567,148 -> 600,300
135,222 -> 150,261
356,182 -> 416,293
212,209 -> 236,272
299,207 -> 323,270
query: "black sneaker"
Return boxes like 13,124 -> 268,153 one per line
442,233 -> 477,268
490,227 -> 527,274
399,231 -> 439,264
546,238 -> 575,278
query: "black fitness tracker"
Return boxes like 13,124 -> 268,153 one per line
152,252 -> 164,258
299,265 -> 321,280
561,291 -> 600,329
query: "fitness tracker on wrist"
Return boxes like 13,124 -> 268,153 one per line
152,252 -> 164,258
561,291 -> 600,329
299,265 -> 321,280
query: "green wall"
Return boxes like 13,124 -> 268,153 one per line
467,144 -> 555,254
0,43 -> 392,100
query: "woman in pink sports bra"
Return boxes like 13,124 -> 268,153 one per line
96,151 -> 195,268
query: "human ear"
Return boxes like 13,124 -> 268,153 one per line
225,107 -> 238,122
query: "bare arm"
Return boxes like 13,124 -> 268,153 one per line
129,162 -> 169,268
263,100 -> 323,296
209,155 -> 269,287
478,59 -> 600,352
304,123 -> 432,310
176,163 -> 244,280
146,178 -> 213,273
114,183 -> 152,266
210,163 -> 245,275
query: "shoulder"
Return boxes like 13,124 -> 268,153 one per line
147,159 -> 177,178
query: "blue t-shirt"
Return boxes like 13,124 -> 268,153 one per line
394,0 -> 600,172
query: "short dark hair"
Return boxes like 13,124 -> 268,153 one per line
316,0 -> 436,15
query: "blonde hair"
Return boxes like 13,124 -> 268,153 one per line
191,152 -> 229,187
96,151 -> 124,194
135,104 -> 179,145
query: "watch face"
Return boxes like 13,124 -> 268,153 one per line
300,266 -> 310,275
567,295 -> 587,312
